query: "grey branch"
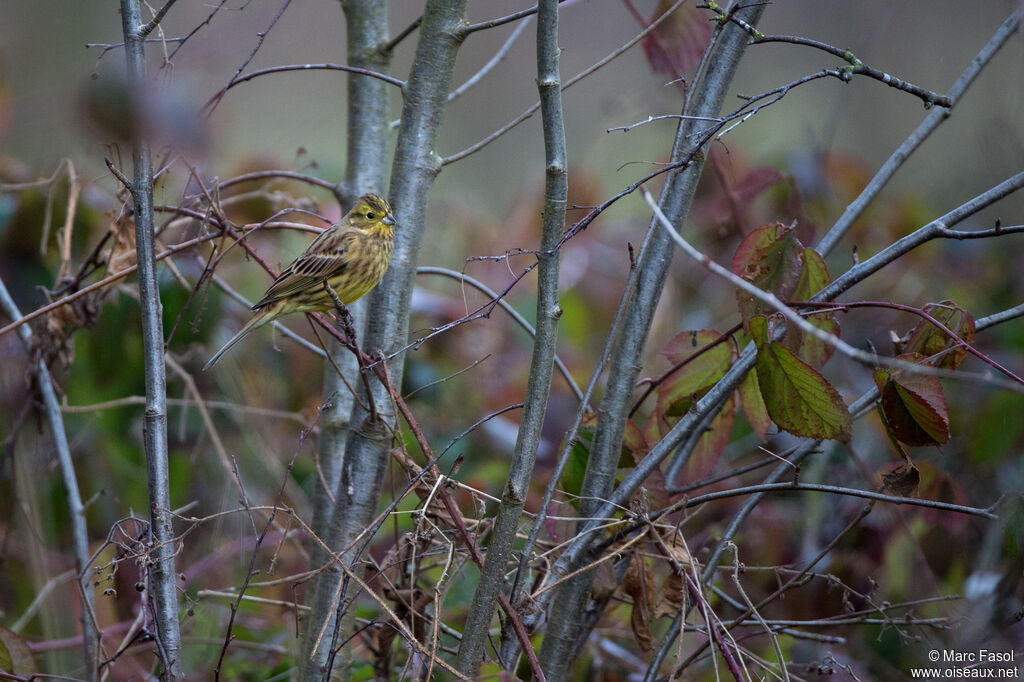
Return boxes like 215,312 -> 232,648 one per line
457,0 -> 567,673
0,277 -> 99,680
119,1 -> 183,677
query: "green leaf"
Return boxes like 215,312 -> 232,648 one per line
677,395 -> 736,484
792,247 -> 831,301
738,366 -> 772,441
658,330 -> 733,417
903,300 -> 975,370
732,222 -> 803,328
749,315 -> 769,348
786,248 -> 839,369
562,418 -> 595,506
0,626 -> 36,676
756,341 -> 851,441
620,418 -> 649,467
873,353 -> 950,446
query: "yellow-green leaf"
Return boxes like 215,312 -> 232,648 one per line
657,330 -> 732,417
738,366 -> 772,441
904,301 -> 975,370
756,341 -> 851,441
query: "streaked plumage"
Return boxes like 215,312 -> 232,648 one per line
203,193 -> 396,370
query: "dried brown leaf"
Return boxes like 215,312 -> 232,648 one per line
622,552 -> 654,652
107,214 -> 137,273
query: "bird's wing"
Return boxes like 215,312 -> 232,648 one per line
252,228 -> 361,309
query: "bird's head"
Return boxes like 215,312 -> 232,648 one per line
349,193 -> 396,230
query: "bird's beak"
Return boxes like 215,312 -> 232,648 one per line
383,212 -> 396,227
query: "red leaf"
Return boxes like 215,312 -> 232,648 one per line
873,353 -> 950,446
638,0 -> 713,77
732,222 -> 804,329
904,301 -> 976,370
675,394 -> 736,484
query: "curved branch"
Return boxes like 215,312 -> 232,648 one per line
680,482 -> 996,518
213,62 -> 405,96
443,0 -> 687,165
416,267 -> 584,403
817,12 -> 1020,256
749,34 -> 951,106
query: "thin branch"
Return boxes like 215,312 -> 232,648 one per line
0,276 -> 99,681
747,34 -> 951,107
978,302 -> 1024,332
382,15 -> 422,54
681,482 -> 996,518
138,0 -> 180,39
815,170 -> 1024,303
817,12 -> 1020,256
643,187 -> 1024,389
449,17 -> 530,104
794,299 -> 1023,384
443,0 -> 687,165
62,395 -> 307,423
165,0 -> 230,63
212,63 -> 405,99
204,0 -> 294,114
215,169 -> 340,194
607,113 -> 724,133
460,3 -> 545,35
416,266 -> 584,404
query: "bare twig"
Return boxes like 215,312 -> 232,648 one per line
817,12 -> 1020,256
204,0 -> 294,114
746,33 -> 951,107
416,266 -> 584,403
137,0 -> 180,39
213,62 -> 404,98
0,277 -> 99,680
443,0 -> 687,165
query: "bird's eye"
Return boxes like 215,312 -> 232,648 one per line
366,212 -> 376,220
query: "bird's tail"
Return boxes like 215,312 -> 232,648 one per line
202,310 -> 271,371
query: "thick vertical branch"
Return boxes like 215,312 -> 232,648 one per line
119,1 -> 182,677
309,1 -> 469,679
298,0 -> 392,677
536,3 -> 765,679
0,279 -> 98,681
455,0 -> 566,674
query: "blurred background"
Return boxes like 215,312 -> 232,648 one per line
1,1 -> 1023,678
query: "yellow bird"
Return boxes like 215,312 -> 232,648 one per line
203,193 -> 396,370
